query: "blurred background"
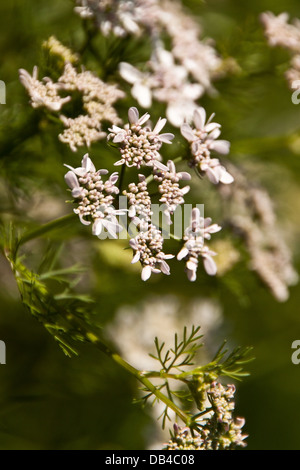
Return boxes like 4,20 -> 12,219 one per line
0,0 -> 300,450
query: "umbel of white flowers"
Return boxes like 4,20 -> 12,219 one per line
181,107 -> 234,185
108,107 -> 174,168
64,107 -> 223,281
64,153 -> 126,238
177,207 -> 222,280
164,382 -> 248,450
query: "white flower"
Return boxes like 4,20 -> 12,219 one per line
119,45 -> 204,127
177,208 -> 221,280
59,115 -> 107,152
119,62 -> 153,108
154,160 -> 191,224
181,107 -> 233,185
123,174 -> 153,228
166,98 -> 200,128
19,66 -> 71,111
130,224 -> 174,281
260,11 -> 300,52
108,107 -> 174,168
64,153 -> 126,238
74,0 -> 159,38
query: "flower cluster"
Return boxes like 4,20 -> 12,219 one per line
64,153 -> 125,238
208,382 -> 236,424
159,0 -> 222,92
129,224 -> 174,281
205,382 -> 248,450
123,174 -> 152,227
19,66 -> 71,112
261,12 -> 300,89
77,0 -> 224,126
20,58 -> 124,152
260,12 -> 300,53
108,107 -> 174,168
119,45 -> 203,127
181,107 -> 233,185
42,36 -> 79,65
164,424 -> 206,450
74,0 -> 158,37
58,63 -> 125,151
218,163 -> 298,301
154,160 -> 191,224
164,382 -> 247,450
286,55 -> 300,88
177,208 -> 222,281
60,115 -> 107,152
62,104 -> 225,281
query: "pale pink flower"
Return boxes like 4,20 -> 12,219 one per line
130,224 -> 174,281
181,107 -> 233,185
108,107 -> 174,168
64,153 -> 125,238
177,208 -> 221,280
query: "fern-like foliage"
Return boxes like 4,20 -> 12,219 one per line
1,223 -> 94,357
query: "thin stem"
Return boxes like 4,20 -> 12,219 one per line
138,370 -> 189,382
118,164 -> 126,192
172,156 -> 184,164
46,113 -> 62,125
158,227 -> 181,242
145,173 -> 155,185
85,333 -> 190,425
79,20 -> 98,55
193,408 -> 213,419
17,213 -> 77,252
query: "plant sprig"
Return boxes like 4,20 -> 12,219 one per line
149,325 -> 203,373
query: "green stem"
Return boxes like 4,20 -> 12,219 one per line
142,370 -> 188,381
193,408 -> 213,420
118,164 -> 126,192
46,113 -> 62,125
157,226 -> 181,242
17,213 -> 77,251
172,156 -> 184,164
86,333 -> 189,425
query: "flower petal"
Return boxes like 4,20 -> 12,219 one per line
177,171 -> 191,181
206,167 -> 220,184
193,107 -> 206,130
64,170 -> 79,190
219,169 -> 234,184
203,255 -> 217,276
141,265 -> 152,281
137,112 -> 151,126
210,140 -> 230,155
113,132 -> 125,143
160,260 -> 171,275
82,153 -> 95,173
128,107 -> 140,124
177,247 -> 189,260
180,123 -> 196,141
119,62 -> 143,84
153,117 -> 167,135
92,219 -> 103,236
132,82 -> 152,108
131,251 -> 140,264
158,133 -> 174,144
